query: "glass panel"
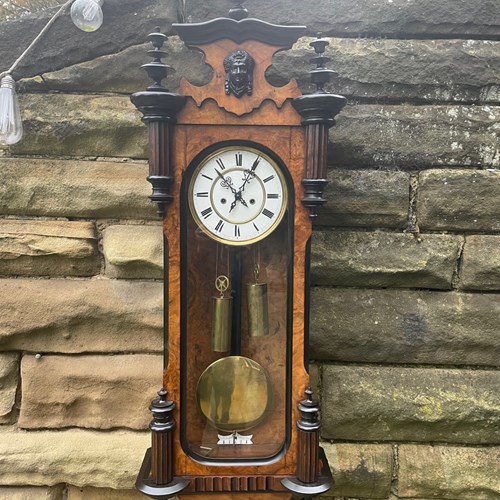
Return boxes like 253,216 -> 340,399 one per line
180,180 -> 291,464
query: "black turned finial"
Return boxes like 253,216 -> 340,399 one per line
309,33 -> 336,93
297,387 -> 320,431
150,388 -> 176,432
228,0 -> 249,20
141,28 -> 174,91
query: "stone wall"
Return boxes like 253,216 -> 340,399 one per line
0,0 -> 499,499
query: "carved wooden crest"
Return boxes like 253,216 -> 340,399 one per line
175,18 -> 306,116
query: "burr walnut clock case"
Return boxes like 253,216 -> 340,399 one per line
131,2 -> 346,498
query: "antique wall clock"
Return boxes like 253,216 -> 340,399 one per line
131,1 -> 346,498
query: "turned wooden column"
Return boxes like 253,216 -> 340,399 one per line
296,388 -> 321,483
149,389 -> 176,485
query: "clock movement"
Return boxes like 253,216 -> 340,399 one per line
131,1 -> 346,498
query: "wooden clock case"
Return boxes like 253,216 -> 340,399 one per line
131,4 -> 346,498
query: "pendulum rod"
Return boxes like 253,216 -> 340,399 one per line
230,248 -> 242,355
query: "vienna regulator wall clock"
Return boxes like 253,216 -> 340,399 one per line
131,1 -> 346,498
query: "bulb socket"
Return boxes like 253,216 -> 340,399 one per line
1,75 -> 16,90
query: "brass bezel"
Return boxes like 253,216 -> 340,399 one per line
188,145 -> 288,246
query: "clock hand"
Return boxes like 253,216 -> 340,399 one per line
215,168 -> 237,194
229,190 -> 248,213
238,156 -> 261,194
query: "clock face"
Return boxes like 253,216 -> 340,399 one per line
189,145 -> 287,245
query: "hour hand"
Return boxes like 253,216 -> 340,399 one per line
215,169 -> 237,194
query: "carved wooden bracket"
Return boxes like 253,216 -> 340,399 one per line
179,40 -> 301,116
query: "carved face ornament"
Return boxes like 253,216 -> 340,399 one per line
224,50 -> 255,98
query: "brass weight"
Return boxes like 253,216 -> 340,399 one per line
212,296 -> 232,352
212,274 -> 232,352
247,282 -> 269,337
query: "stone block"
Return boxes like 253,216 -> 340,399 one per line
21,38 -> 212,94
0,486 -> 64,499
399,445 -> 500,499
0,0 -> 178,79
185,0 -> 500,38
102,224 -> 163,279
317,170 -> 409,229
270,38 -> 500,104
0,158 -> 155,219
0,427 -> 149,488
322,365 -> 500,444
0,220 -> 99,277
311,231 -> 462,289
418,169 -> 500,231
461,235 -> 500,290
19,354 -> 162,430
0,278 -> 162,353
67,487 -> 144,499
322,443 -> 393,498
0,353 -> 19,424
310,288 -> 500,366
331,105 -> 500,169
11,94 -> 146,158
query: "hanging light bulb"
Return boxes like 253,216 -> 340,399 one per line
0,75 -> 23,146
70,0 -> 104,32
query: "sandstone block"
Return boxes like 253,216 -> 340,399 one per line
418,170 -> 500,231
311,231 -> 462,289
186,0 -> 500,38
68,486 -> 144,499
322,365 -> 500,444
102,224 -> 163,279
331,105 -> 500,169
270,38 -> 500,104
0,353 -> 19,424
461,235 -> 500,290
399,445 -> 500,500
0,427 -> 149,488
0,278 -> 162,353
0,486 -> 64,499
0,220 -> 99,277
12,94 -> 146,158
310,288 -> 500,366
317,170 -> 409,228
322,443 -> 392,498
19,354 -> 162,430
22,38 -> 212,94
0,0 -> 178,79
0,158 -> 155,219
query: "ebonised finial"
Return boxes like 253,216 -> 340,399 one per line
228,0 -> 249,20
141,28 -> 174,91
309,33 -> 336,93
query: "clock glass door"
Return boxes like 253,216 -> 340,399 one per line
180,142 -> 293,464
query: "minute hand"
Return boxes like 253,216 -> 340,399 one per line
238,156 -> 261,193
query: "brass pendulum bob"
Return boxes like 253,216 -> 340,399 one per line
247,264 -> 269,337
212,275 -> 232,352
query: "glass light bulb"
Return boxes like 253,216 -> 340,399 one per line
0,75 -> 23,146
70,0 -> 103,32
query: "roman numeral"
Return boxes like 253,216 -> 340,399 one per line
215,219 -> 225,232
262,208 -> 274,219
253,222 -> 260,232
267,193 -> 279,199
234,225 -> 240,237
263,175 -> 275,183
202,174 -> 213,181
235,153 -> 243,166
201,207 -> 213,219
216,158 -> 226,170
196,192 -> 209,198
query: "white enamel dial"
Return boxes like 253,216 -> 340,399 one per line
189,146 -> 288,245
